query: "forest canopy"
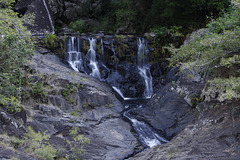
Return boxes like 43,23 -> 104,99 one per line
97,0 -> 231,33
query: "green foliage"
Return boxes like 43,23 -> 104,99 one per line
0,96 -> 23,113
207,5 -> 240,33
166,27 -> 240,67
32,82 -> 48,99
22,126 -> 56,160
167,2 -> 240,102
0,0 -> 34,108
207,77 -> 240,101
83,102 -> 96,109
105,104 -> 114,108
44,34 -> 58,49
220,55 -> 240,68
66,127 -> 90,160
62,83 -> 78,103
69,20 -> 87,33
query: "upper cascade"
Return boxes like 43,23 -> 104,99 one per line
137,38 -> 153,98
66,37 -> 84,72
88,38 -> 101,79
65,36 -> 153,99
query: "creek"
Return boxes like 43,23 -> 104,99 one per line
65,36 -> 168,150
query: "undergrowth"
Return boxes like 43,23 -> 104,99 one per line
166,2 -> 240,102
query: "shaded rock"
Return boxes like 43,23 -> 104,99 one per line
0,109 -> 26,137
23,0 -> 55,34
0,147 -> 36,160
106,62 -> 145,98
130,83 -> 196,139
129,101 -> 240,160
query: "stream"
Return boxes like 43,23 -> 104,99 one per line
65,36 -> 169,150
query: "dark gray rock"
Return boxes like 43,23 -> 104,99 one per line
130,83 -> 196,139
129,101 -> 240,160
0,109 -> 26,137
23,52 -> 140,159
24,0 -> 55,34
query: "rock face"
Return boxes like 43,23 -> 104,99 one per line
129,67 -> 204,139
15,0 -> 55,34
28,53 -> 141,159
129,101 -> 240,160
0,52 -> 140,159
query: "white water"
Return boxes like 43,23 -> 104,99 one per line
66,37 -> 84,72
124,109 -> 169,148
43,0 -> 54,33
88,38 -> 101,79
101,39 -> 104,55
137,38 -> 153,98
111,42 -> 117,66
112,86 -> 132,100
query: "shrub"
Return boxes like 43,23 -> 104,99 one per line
0,0 -> 34,107
32,81 -> 48,99
69,20 -> 87,33
0,96 -> 23,113
62,83 -> 78,103
66,127 -> 90,160
44,34 -> 58,49
166,2 -> 240,102
22,126 -> 56,160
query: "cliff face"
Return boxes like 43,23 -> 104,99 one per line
0,52 -> 142,159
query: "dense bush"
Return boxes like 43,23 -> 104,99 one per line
0,0 -> 34,110
95,0 -> 231,33
166,2 -> 240,101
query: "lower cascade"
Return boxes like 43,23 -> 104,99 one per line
65,36 -> 166,149
124,104 -> 169,148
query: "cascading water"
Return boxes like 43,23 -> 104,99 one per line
111,41 -> 117,67
88,38 -> 101,79
65,36 -> 168,151
66,37 -> 84,72
124,105 -> 169,148
137,38 -> 153,99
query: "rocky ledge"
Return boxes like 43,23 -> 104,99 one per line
0,52 -> 141,159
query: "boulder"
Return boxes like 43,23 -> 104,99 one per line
16,0 -> 55,34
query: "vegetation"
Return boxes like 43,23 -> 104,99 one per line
22,126 -> 57,160
44,34 -> 58,49
0,0 -> 34,112
66,127 -> 90,160
166,1 -> 240,102
32,81 -> 48,100
62,83 -> 79,104
73,0 -> 230,33
69,20 -> 88,33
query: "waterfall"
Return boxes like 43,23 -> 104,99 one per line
101,39 -> 104,56
111,42 -> 117,67
88,38 -> 101,79
66,37 -> 84,72
137,38 -> 153,99
42,0 -> 54,33
124,106 -> 169,148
